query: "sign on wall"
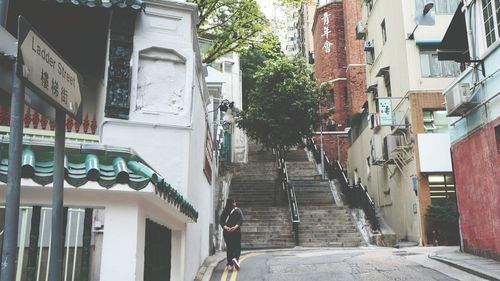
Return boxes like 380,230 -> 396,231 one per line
17,16 -> 82,121
378,98 -> 393,126
321,11 -> 333,53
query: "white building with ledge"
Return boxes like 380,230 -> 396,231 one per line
0,0 -> 212,280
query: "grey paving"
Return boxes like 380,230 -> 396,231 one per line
429,246 -> 500,281
206,247 -> 488,281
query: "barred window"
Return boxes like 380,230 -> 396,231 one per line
482,0 -> 500,47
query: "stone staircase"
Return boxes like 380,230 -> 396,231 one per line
228,142 -> 294,249
287,149 -> 363,247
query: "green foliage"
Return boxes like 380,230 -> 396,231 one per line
425,200 -> 460,245
237,57 -> 322,150
188,0 -> 269,63
240,33 -> 283,109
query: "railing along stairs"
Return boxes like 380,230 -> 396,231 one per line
275,149 -> 300,245
306,138 -> 380,231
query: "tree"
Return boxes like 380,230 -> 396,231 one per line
237,57 -> 322,150
240,33 -> 283,109
188,0 -> 269,63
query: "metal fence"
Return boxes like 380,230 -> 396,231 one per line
0,206 -> 100,281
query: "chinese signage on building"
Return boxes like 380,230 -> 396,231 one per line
321,12 -> 332,53
17,16 -> 82,120
378,98 -> 393,126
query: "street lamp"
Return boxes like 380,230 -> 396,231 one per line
407,1 -> 435,40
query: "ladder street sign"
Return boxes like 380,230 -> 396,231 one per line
17,16 -> 82,121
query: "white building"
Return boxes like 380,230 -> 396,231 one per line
257,0 -> 300,56
347,0 -> 461,245
0,0 -> 213,280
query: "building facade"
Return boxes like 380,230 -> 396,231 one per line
312,0 -> 366,167
257,0 -> 300,56
347,0 -> 461,245
0,0 -> 214,280
438,0 -> 500,261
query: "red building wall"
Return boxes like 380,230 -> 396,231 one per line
312,1 -> 366,167
452,117 -> 500,261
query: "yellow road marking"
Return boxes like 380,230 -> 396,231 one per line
226,253 -> 262,281
220,266 -> 229,281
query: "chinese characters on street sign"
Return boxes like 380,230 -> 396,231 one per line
321,12 -> 332,53
17,16 -> 82,121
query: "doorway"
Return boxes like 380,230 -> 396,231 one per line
144,219 -> 172,281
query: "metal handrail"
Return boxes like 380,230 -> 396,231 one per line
276,149 -> 300,245
306,137 -> 380,231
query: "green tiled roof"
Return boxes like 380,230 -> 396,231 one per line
0,138 -> 198,221
47,0 -> 144,9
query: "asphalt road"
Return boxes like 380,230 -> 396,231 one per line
210,247 -> 486,281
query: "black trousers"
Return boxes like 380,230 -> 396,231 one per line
223,231 -> 241,265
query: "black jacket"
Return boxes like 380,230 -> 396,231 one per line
220,208 -> 244,232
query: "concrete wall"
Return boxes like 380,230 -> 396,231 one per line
443,2 -> 500,261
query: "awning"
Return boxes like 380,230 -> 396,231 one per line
47,0 -> 143,9
0,138 -> 198,221
376,66 -> 390,78
366,84 -> 378,93
437,2 -> 469,62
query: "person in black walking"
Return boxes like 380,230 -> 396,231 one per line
220,198 -> 244,271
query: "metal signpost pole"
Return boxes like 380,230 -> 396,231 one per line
48,109 -> 66,281
0,0 -> 8,27
0,62 -> 25,281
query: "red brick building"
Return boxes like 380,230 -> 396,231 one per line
312,0 -> 366,166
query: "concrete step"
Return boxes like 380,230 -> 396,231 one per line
284,150 -> 309,162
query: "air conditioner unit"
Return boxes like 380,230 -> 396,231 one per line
444,83 -> 478,116
356,21 -> 366,40
364,40 -> 374,51
371,135 -> 385,164
384,135 -> 404,160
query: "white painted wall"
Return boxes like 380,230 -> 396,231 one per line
220,53 -> 247,163
97,1 -> 212,280
0,181 -> 191,281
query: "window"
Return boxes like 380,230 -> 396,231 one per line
381,20 -> 387,45
482,0 -> 500,47
423,110 -> 448,133
327,90 -> 335,109
420,49 -> 461,77
384,75 -> 392,97
416,0 -> 457,14
429,174 -> 456,204
344,88 -> 349,106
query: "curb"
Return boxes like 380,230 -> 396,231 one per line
194,252 -> 226,281
429,254 -> 500,281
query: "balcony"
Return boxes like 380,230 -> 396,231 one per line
0,104 -> 99,142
